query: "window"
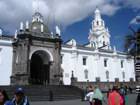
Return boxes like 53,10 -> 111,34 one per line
104,59 -> 108,67
106,71 -> 109,80
122,71 -> 125,80
91,41 -> 95,48
84,69 -> 88,79
121,60 -> 124,68
97,21 -> 99,25
103,41 -> 105,46
83,57 -> 87,65
96,77 -> 100,82
115,78 -> 119,82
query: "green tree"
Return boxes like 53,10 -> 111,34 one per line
124,28 -> 140,56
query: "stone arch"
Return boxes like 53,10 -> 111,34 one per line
29,48 -> 53,62
29,49 -> 53,85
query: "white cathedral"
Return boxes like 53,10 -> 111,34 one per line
0,8 -> 135,86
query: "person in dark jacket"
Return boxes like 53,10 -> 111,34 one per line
12,88 -> 29,105
119,86 -> 126,105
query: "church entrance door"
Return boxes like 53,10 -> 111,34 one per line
30,50 -> 50,85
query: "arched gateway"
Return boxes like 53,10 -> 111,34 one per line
11,11 -> 62,85
30,50 -> 51,85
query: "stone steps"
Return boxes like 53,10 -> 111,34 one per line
0,85 -> 83,101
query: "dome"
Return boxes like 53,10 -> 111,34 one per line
30,22 -> 50,34
30,12 -> 50,34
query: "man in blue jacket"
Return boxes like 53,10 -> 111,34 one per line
12,87 -> 30,105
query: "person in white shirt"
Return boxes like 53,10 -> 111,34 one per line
85,85 -> 94,105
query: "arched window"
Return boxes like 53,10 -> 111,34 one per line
84,69 -> 88,79
83,57 -> 87,65
97,21 -> 99,25
121,60 -> 124,68
61,54 -> 64,64
122,71 -> 125,80
103,41 -> 105,46
91,41 -> 95,48
104,59 -> 108,67
106,71 -> 109,80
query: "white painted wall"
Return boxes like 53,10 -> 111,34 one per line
61,46 -> 135,85
0,40 -> 13,85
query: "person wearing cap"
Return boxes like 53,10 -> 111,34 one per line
12,88 -> 30,105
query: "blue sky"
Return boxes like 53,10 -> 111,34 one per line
62,7 -> 139,51
0,0 -> 140,51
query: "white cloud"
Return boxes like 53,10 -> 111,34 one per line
130,15 -> 140,24
0,0 -> 139,34
100,4 -> 120,16
33,0 -> 122,28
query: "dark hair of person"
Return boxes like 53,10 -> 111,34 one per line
0,89 -> 9,103
112,86 -> 118,91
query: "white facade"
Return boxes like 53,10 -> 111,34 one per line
0,37 -> 13,85
61,8 -> 135,85
61,43 -> 135,85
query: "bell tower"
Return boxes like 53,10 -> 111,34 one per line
88,8 -> 111,50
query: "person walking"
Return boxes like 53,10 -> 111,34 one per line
119,86 -> 126,105
108,86 -> 123,105
92,87 -> 103,105
12,88 -> 30,105
0,89 -> 13,105
107,88 -> 112,98
85,85 -> 94,105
